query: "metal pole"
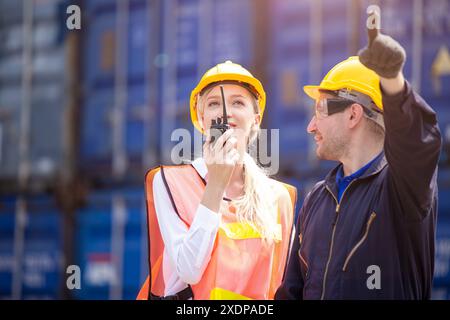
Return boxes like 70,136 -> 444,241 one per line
60,14 -> 82,299
139,196 -> 148,287
12,0 -> 34,300
110,0 -> 129,300
112,1 -> 129,180
308,0 -> 322,166
0,125 -> 3,164
143,0 -> 160,169
412,0 -> 423,93
160,0 -> 177,164
110,192 -> 127,300
17,0 -> 33,187
140,0 -> 162,286
198,0 -> 212,76
349,0 -> 362,56
12,197 -> 27,300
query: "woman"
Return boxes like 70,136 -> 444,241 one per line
137,61 -> 296,300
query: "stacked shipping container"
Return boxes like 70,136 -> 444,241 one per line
0,0 -> 69,299
0,0 -> 449,299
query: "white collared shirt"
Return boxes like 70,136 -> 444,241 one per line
152,158 -> 220,296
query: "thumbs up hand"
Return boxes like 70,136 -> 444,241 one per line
358,9 -> 406,79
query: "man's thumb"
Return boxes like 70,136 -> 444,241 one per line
366,6 -> 380,46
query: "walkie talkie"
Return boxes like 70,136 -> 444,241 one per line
210,85 -> 230,144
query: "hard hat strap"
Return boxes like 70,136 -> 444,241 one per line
335,88 -> 373,109
334,88 -> 385,130
364,109 -> 385,131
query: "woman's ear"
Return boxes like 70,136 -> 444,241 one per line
254,113 -> 261,126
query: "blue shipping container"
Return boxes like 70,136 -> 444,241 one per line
0,0 -> 70,182
158,0 -> 255,163
82,0 -> 156,90
0,80 -> 66,180
0,195 -> 63,299
431,286 -> 450,300
268,0 -> 350,174
434,219 -> 450,286
73,189 -> 147,300
80,83 -> 158,175
80,0 -> 159,175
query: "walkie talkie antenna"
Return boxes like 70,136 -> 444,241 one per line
220,85 -> 228,125
209,85 -> 230,145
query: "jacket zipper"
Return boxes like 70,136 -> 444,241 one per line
320,181 -> 355,300
298,250 -> 309,277
342,212 -> 377,272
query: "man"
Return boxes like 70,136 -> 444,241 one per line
275,17 -> 442,299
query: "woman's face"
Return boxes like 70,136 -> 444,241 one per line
199,83 -> 260,150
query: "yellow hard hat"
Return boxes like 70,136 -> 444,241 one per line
304,56 -> 383,111
190,60 -> 266,133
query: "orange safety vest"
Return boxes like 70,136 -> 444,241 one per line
137,164 -> 297,300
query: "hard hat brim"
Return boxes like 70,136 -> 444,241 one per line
303,85 -> 321,102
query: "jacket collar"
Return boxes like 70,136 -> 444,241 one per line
324,151 -> 387,199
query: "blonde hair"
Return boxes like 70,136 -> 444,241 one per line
231,152 -> 280,242
197,84 -> 280,242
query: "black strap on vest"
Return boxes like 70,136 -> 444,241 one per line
150,285 -> 194,300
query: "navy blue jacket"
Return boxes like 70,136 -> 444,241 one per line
276,81 -> 442,299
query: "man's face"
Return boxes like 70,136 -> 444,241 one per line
306,92 -> 349,161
